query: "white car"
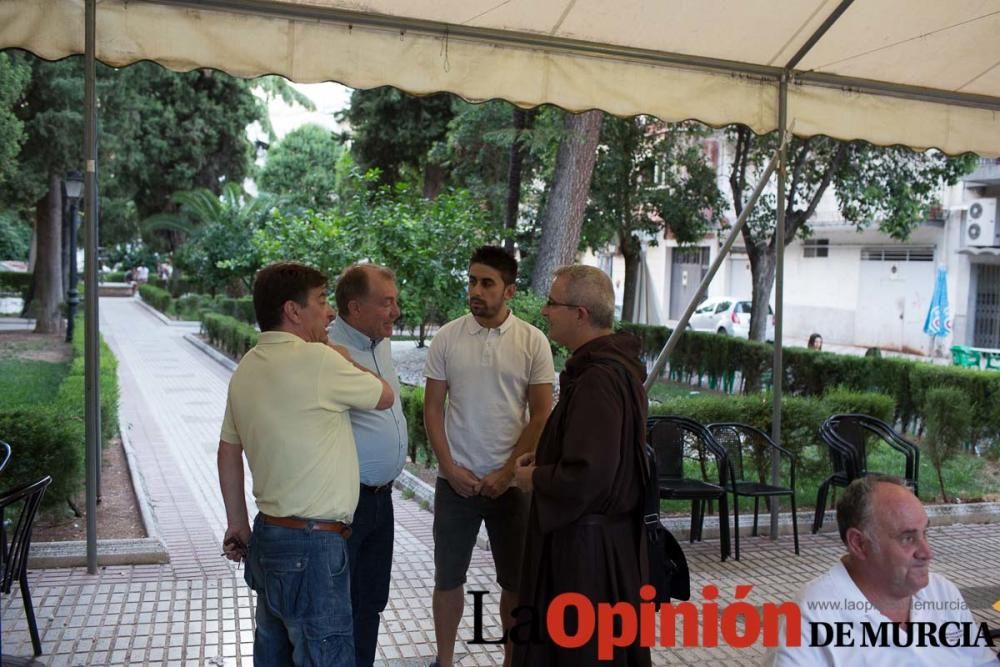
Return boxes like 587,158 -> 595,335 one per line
688,296 -> 775,341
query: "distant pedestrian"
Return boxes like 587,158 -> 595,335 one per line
808,333 -> 823,351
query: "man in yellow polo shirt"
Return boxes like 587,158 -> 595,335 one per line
218,261 -> 394,666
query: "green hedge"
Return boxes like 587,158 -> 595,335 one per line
139,284 -> 172,314
616,321 -> 1000,447
215,297 -> 256,325
103,270 -> 127,283
0,321 -> 119,509
0,409 -> 84,507
400,385 -> 435,466
0,271 -> 31,298
201,312 -> 258,360
175,293 -> 219,321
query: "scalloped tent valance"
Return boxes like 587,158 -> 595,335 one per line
3,0 -> 1000,156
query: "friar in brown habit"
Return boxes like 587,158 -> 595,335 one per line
512,264 -> 650,667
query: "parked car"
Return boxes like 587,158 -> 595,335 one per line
688,296 -> 774,341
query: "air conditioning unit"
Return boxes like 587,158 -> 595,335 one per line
965,198 -> 998,247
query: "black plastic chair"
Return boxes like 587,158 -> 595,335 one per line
813,414 -> 920,533
647,416 -> 731,561
707,423 -> 799,560
0,440 -> 10,474
1,476 -> 53,657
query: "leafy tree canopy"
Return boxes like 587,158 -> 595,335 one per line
583,116 -> 725,320
728,126 -> 976,340
258,123 -> 343,210
255,171 -> 498,341
340,87 -> 453,191
0,53 -> 30,190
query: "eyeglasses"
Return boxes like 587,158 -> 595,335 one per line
545,298 -> 585,309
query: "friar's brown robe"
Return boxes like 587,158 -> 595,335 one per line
512,333 -> 651,667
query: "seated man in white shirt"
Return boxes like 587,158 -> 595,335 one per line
766,475 -> 998,666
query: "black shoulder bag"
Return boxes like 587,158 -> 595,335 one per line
597,359 -> 690,604
639,442 -> 690,603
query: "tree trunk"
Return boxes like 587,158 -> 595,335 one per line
745,240 -> 776,342
503,108 -> 528,253
619,232 -> 642,322
530,110 -> 603,295
33,173 -> 64,334
422,163 -> 446,199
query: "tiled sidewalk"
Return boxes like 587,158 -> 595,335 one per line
2,297 -> 999,666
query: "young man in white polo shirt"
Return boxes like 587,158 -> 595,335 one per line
424,246 -> 555,667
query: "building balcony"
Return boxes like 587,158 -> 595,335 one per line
964,158 -> 1000,185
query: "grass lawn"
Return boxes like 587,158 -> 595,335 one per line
0,333 -> 71,410
0,359 -> 68,409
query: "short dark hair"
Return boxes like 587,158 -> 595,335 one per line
469,245 -> 518,286
253,262 -> 328,332
335,263 -> 396,313
808,333 -> 823,348
835,475 -> 907,544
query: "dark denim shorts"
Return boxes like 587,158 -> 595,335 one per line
433,477 -> 529,591
246,514 -> 354,666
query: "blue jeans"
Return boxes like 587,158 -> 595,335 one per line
246,514 -> 355,666
348,486 -> 394,667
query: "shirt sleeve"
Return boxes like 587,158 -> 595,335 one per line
219,391 -> 241,445
423,327 -> 448,381
528,328 -> 556,385
320,347 -> 384,410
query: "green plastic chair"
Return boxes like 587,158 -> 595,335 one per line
950,345 -> 981,368
985,351 -> 1000,371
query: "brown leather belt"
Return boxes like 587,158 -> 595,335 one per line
259,513 -> 352,539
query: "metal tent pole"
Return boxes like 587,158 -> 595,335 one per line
769,77 -> 788,540
643,146 -> 782,391
84,0 -> 102,574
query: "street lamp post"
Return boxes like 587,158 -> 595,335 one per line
64,171 -> 84,343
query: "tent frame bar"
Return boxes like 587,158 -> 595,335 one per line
143,0 -> 1000,113
641,144 -> 782,391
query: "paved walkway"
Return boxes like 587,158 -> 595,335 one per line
2,298 -> 999,666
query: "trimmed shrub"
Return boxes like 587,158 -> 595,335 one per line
139,284 -> 172,314
201,312 -> 258,360
821,386 -> 895,423
216,297 -> 256,325
0,271 -> 31,299
103,270 -> 127,283
0,408 -> 85,509
400,384 -> 435,465
909,364 -> 1000,448
175,293 -> 219,321
0,320 -> 120,509
923,386 -> 972,502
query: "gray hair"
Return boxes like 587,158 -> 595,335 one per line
552,265 -> 615,329
835,475 -> 907,545
335,262 -> 396,313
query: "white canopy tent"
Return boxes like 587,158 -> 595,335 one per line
4,0 -> 1000,156
5,0 -> 1000,568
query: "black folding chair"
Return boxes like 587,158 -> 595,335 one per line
708,423 -> 799,559
813,414 -> 919,533
1,476 -> 53,657
647,416 -> 731,561
0,440 -> 10,474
